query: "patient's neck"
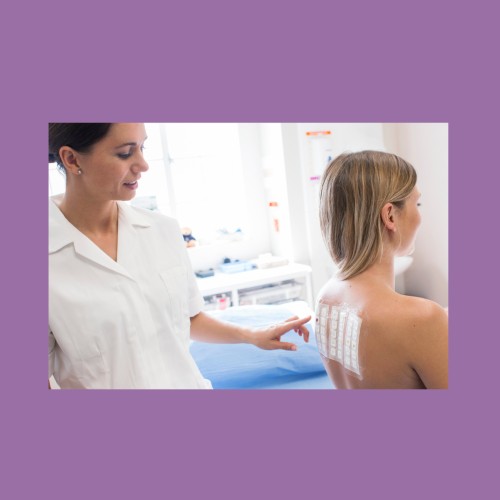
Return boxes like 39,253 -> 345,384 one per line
351,255 -> 396,291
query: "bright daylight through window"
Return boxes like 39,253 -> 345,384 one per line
48,123 -> 249,246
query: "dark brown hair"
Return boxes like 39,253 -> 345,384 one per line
49,123 -> 112,171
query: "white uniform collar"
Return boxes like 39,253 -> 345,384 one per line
116,201 -> 152,229
49,196 -> 78,254
49,197 -> 152,280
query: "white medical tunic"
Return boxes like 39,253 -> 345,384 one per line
48,197 -> 211,389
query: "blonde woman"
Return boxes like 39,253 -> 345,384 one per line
316,151 -> 448,389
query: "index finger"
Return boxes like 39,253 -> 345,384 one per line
276,316 -> 311,335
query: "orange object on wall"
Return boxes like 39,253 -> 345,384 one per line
269,201 -> 280,232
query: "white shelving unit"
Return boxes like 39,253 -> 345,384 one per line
196,262 -> 313,308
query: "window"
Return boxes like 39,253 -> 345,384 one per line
48,123 -> 250,245
141,123 -> 248,244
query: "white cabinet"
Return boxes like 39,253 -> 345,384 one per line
196,263 -> 313,310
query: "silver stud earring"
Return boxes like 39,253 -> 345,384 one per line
77,168 -> 82,175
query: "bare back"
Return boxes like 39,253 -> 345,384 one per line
316,278 -> 448,389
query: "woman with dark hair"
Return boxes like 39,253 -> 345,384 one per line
49,123 -> 310,389
317,150 -> 448,389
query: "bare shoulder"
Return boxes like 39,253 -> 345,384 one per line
316,277 -> 347,304
397,295 -> 448,389
390,295 -> 448,353
397,295 -> 448,333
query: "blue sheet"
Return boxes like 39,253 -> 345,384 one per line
189,304 -> 332,389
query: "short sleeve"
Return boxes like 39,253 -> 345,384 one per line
49,328 -> 56,378
170,216 -> 204,317
184,252 -> 204,317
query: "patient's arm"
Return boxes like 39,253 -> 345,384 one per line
408,302 -> 448,389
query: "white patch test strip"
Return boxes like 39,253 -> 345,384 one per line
315,303 -> 362,377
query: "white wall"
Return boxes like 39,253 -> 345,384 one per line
385,123 -> 448,306
258,123 -> 293,259
187,124 -> 272,272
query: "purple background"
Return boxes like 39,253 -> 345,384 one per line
2,0 -> 497,498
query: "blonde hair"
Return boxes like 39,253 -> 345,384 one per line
319,150 -> 417,280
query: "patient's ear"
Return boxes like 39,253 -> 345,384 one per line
381,202 -> 396,232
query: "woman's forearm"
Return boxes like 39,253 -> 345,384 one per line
190,311 -> 250,344
190,311 -> 311,351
